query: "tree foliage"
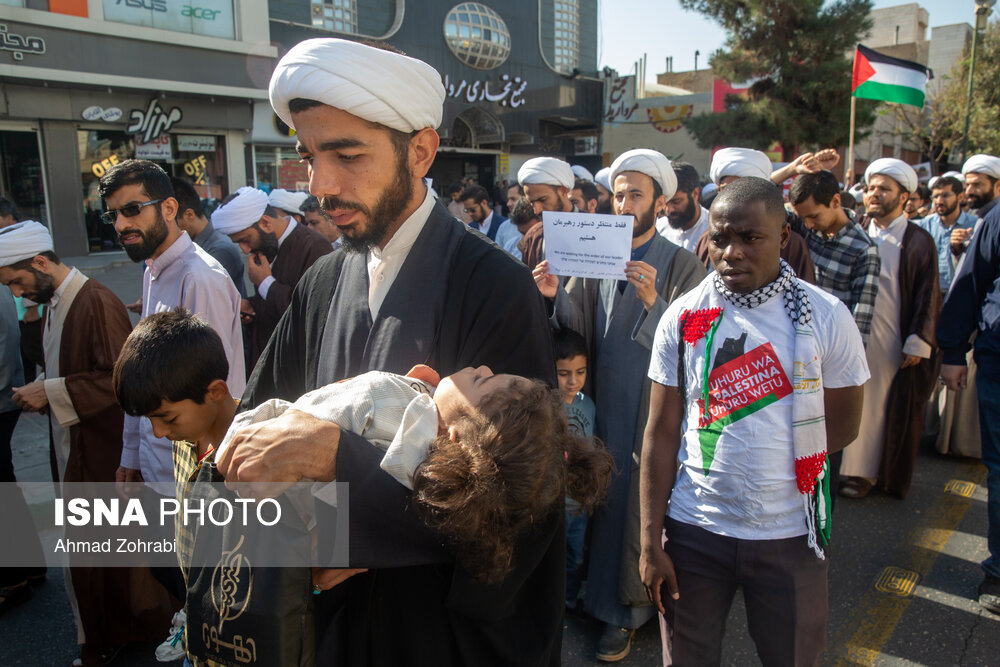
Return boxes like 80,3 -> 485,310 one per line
680,0 -> 878,160
886,20 -> 1000,169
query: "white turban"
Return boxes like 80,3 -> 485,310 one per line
848,182 -> 865,199
211,186 -> 269,235
269,38 -> 445,133
571,165 -> 594,182
865,158 -> 918,193
594,167 -> 612,192
710,147 -> 772,184
518,158 -> 575,191
0,220 -> 53,268
609,149 -> 678,199
962,154 -> 1000,179
943,170 -> 962,180
267,189 -> 309,214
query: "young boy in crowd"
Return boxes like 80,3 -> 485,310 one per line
113,309 -> 612,663
554,329 -> 597,610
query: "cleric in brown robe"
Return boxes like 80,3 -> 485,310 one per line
211,186 -> 332,365
0,221 -> 173,667
840,159 -> 942,499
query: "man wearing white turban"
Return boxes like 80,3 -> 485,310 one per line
0,220 -> 174,665
962,154 -> 1000,225
213,185 -> 331,366
218,38 -> 560,667
516,157 -> 577,269
99,160 -> 245,487
710,147 -> 773,185
267,188 -> 310,224
839,159 -> 941,500
533,148 -> 705,661
594,166 -> 613,214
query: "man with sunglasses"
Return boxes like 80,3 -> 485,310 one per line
99,159 -> 245,490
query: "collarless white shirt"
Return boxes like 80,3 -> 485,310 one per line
367,189 -> 436,318
656,206 -> 709,253
477,210 -> 495,237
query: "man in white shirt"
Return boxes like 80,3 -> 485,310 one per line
459,184 -> 504,242
641,177 -> 868,665
99,159 -> 246,486
656,161 -> 708,252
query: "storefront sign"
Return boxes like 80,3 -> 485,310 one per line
442,74 -> 526,108
177,135 -> 216,152
91,154 -> 121,178
82,106 -> 124,123
135,134 -> 172,160
0,23 -> 46,62
184,154 -> 207,184
128,98 -> 182,144
102,0 -> 235,40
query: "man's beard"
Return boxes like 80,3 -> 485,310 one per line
320,156 -> 413,253
120,209 -> 169,262
596,201 -> 613,215
666,195 -> 698,230
967,189 -> 995,210
255,227 -> 280,263
868,191 -> 904,219
937,200 -> 959,218
632,201 -> 656,238
24,267 -> 55,304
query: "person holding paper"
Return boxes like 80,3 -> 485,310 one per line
533,149 -> 705,661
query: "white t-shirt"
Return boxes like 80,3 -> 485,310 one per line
648,275 -> 869,540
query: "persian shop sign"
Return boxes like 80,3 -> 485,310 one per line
102,0 -> 235,40
443,74 -> 527,108
0,23 -> 46,62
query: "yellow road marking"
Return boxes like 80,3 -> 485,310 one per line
832,462 -> 988,666
873,567 -> 919,597
945,480 -> 976,498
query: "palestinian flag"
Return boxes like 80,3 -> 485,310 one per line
852,44 -> 932,108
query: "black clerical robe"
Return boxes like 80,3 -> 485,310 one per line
247,222 -> 331,365
243,200 -> 561,666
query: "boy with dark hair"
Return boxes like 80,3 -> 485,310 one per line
169,177 -> 246,296
554,328 -> 596,610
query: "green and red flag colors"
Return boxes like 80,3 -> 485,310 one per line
852,44 -> 932,108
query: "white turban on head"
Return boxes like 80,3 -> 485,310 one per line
710,147 -> 772,184
212,187 -> 269,235
571,165 -> 594,182
269,38 -> 445,133
962,154 -> 1000,179
609,149 -> 678,199
518,158 -> 575,191
865,158 -> 918,193
0,220 -> 53,268
267,189 -> 310,215
594,167 -> 612,192
848,182 -> 865,199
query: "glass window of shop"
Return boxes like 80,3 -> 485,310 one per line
0,129 -> 48,226
79,129 -> 227,252
254,146 -> 310,193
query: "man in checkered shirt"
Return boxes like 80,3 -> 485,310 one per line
788,170 -> 880,346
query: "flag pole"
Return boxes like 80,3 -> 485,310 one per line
847,95 -> 857,188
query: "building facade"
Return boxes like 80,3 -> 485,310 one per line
259,0 -> 603,192
0,0 -> 275,256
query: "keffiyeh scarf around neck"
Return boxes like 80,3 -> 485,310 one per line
685,261 -> 830,557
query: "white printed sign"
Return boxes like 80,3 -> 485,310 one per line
543,211 -> 633,280
135,134 -> 172,160
102,0 -> 235,40
177,134 -> 216,152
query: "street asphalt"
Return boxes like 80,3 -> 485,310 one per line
1,253 -> 997,666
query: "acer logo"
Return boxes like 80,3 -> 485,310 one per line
181,5 -> 221,19
116,0 -> 167,12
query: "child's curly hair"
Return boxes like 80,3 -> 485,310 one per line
411,378 -> 614,585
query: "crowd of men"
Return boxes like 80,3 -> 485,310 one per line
0,37 -> 998,667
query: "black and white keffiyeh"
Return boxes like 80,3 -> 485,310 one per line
712,259 -> 813,327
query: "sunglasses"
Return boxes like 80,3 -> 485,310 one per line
101,199 -> 164,225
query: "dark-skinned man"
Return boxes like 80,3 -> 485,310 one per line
211,185 -> 331,367
640,177 -> 869,666
534,149 -> 705,661
840,159 -> 941,499
214,38 -> 558,666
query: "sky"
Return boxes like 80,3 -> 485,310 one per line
599,1 -> 982,79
